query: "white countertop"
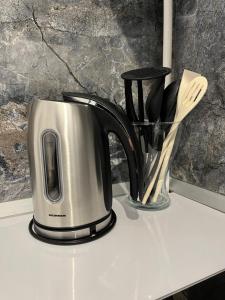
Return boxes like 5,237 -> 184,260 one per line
1,193 -> 225,300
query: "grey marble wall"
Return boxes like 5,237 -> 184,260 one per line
0,0 -> 162,202
171,0 -> 225,195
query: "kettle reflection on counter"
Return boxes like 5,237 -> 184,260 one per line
28,93 -> 145,245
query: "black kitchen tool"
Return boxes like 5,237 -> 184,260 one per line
150,81 -> 179,150
160,81 -> 179,123
121,67 -> 171,152
145,77 -> 165,150
121,67 -> 171,123
160,80 -> 180,139
145,78 -> 165,122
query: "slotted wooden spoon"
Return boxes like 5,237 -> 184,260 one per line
142,76 -> 208,205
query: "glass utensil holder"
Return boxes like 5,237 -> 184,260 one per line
129,121 -> 181,210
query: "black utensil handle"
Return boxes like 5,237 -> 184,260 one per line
145,78 -> 165,122
160,81 -> 179,122
124,79 -> 138,122
137,80 -> 144,122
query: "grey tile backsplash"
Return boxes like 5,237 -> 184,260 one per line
0,0 -> 162,202
171,0 -> 225,195
1,0 -> 224,202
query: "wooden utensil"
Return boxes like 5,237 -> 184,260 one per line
178,69 -> 200,106
142,76 -> 208,205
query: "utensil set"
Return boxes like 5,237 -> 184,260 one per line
122,68 -> 208,205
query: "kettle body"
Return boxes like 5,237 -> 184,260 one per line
28,94 -> 143,244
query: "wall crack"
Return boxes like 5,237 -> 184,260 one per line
31,8 -> 90,93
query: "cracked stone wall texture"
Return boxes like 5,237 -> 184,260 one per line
0,0 -> 162,202
171,0 -> 225,195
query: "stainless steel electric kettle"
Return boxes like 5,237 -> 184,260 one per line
28,93 -> 143,245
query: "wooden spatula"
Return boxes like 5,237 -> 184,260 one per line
142,76 -> 208,205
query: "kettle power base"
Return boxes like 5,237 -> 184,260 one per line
28,210 -> 116,246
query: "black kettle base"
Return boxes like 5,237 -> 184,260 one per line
28,210 -> 117,246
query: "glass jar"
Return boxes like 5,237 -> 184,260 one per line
128,121 -> 182,210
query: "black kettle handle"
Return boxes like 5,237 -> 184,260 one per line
94,106 -> 142,201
